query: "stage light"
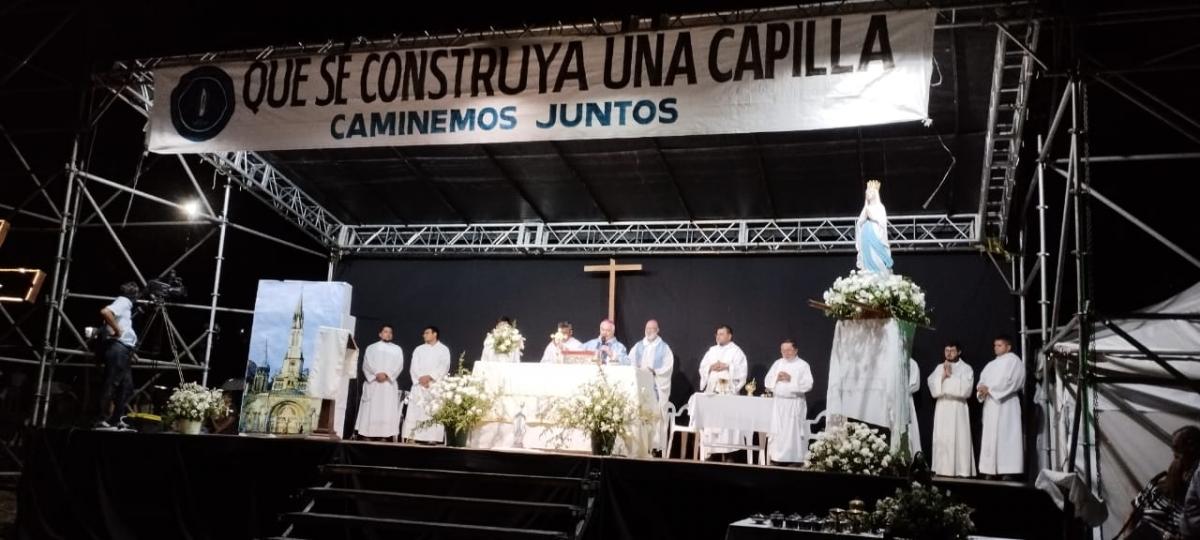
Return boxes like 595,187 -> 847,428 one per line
181,200 -> 201,219
0,268 -> 46,303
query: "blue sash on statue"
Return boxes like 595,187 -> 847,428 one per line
860,222 -> 894,273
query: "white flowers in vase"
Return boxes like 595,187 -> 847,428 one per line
484,321 -> 525,355
544,368 -> 656,455
820,270 -> 930,325
165,382 -> 228,423
417,355 -> 501,435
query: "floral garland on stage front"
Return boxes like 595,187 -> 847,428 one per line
820,270 -> 930,326
484,322 -> 525,355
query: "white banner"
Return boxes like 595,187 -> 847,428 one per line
147,10 -> 934,153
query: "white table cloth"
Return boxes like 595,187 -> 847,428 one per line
688,393 -> 775,464
469,362 -> 658,457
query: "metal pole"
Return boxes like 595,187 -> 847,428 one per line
75,177 -> 147,285
1068,80 -> 1095,486
38,148 -> 84,426
1037,137 -> 1056,469
1087,187 -> 1200,272
201,182 -> 231,387
33,138 -> 76,426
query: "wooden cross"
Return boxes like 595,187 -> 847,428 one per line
583,258 -> 643,322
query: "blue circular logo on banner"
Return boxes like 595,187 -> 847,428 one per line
170,66 -> 235,142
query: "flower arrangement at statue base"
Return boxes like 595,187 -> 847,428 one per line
805,421 -> 904,476
484,322 -> 525,356
164,382 -> 228,434
544,368 -> 656,456
417,355 -> 501,447
869,482 -> 975,540
819,270 -> 930,326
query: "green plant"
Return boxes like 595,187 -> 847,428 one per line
871,482 -> 975,540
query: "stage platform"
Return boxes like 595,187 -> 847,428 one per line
17,429 -> 1067,539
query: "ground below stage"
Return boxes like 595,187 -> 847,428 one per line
17,429 -> 1065,539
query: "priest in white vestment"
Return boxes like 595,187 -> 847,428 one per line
581,319 -> 628,365
765,339 -> 814,464
480,317 -> 522,362
355,325 -> 404,439
541,321 -> 583,363
629,319 -> 674,452
977,336 -> 1025,478
927,342 -> 976,477
698,325 -> 748,460
402,326 -> 451,443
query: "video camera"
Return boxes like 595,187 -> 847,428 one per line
141,270 -> 187,305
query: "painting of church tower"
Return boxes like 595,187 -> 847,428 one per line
238,280 -> 353,436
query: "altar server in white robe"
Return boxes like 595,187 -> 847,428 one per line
927,342 -> 976,477
480,316 -> 522,362
541,321 -> 583,363
977,335 -> 1025,478
402,326 -> 451,443
356,324 -> 405,440
629,319 -> 674,451
698,325 -> 748,460
765,339 -> 814,464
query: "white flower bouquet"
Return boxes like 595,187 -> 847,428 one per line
484,322 -> 526,355
820,270 -> 930,325
165,382 -> 228,422
805,421 -> 894,475
544,368 -> 656,455
418,357 -> 501,436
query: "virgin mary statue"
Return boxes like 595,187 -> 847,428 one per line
855,179 -> 893,274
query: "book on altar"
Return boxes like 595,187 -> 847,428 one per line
559,350 -> 598,365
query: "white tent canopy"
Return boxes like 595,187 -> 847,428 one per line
1052,282 -> 1200,538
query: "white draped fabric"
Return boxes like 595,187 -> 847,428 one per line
826,319 -> 905,429
355,341 -> 404,438
309,326 -> 358,438
698,342 -> 748,458
469,363 -> 657,457
927,360 -> 976,477
906,358 -> 921,455
401,342 -> 452,442
978,352 -> 1025,475
764,357 -> 814,463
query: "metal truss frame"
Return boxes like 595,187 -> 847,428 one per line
339,214 -> 979,255
993,14 -> 1200,538
116,1 -> 1036,71
103,65 -> 343,248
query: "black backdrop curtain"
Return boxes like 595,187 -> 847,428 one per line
335,252 -> 1015,453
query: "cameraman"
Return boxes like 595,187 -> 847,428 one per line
94,282 -> 139,430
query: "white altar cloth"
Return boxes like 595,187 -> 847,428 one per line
469,362 -> 657,457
